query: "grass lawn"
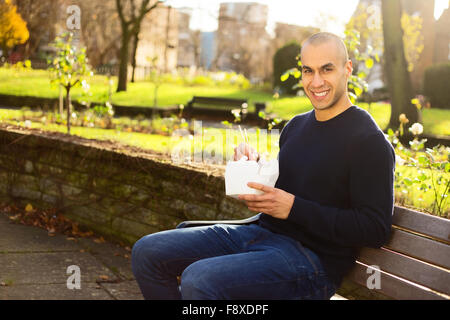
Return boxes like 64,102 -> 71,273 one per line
0,68 -> 448,136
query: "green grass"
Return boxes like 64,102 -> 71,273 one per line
0,68 -> 448,136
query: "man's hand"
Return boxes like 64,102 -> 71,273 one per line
234,142 -> 259,161
238,182 -> 295,220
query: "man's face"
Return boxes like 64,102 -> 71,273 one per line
300,41 -> 352,111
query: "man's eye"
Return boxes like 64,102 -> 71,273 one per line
303,69 -> 312,73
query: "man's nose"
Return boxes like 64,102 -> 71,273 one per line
311,73 -> 325,88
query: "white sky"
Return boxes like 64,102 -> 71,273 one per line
165,0 -> 449,36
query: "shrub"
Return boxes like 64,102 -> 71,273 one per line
423,62 -> 450,110
273,41 -> 301,96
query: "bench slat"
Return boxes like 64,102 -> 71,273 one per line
393,206 -> 450,243
191,97 -> 247,106
357,247 -> 450,295
346,261 -> 446,300
385,228 -> 450,269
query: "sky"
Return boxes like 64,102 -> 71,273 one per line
165,0 -> 449,36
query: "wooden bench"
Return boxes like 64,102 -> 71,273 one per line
185,96 -> 266,119
176,205 -> 450,300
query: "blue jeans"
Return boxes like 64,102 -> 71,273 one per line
131,223 -> 337,300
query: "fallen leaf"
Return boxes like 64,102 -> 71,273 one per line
25,204 -> 33,212
94,237 -> 105,244
9,214 -> 20,221
99,275 -> 109,281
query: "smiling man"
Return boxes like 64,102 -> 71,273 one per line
131,32 -> 395,300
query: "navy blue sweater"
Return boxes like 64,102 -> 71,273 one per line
259,105 -> 395,287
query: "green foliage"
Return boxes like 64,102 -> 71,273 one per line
273,41 -> 302,95
401,12 -> 424,73
423,62 -> 450,110
47,32 -> 92,90
257,110 -> 282,131
344,29 -> 374,104
386,121 -> 449,217
0,0 -> 29,58
47,32 -> 92,133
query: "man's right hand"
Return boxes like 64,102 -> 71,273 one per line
233,142 -> 259,161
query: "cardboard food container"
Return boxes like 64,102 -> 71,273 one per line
225,157 -> 279,198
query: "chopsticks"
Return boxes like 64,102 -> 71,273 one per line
238,125 -> 249,144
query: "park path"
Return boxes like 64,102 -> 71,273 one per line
0,212 -> 143,300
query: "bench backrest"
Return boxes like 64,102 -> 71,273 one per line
340,206 -> 450,300
189,96 -> 247,108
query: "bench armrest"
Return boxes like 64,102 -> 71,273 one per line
176,213 -> 262,229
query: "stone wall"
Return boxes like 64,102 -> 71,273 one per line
0,124 -> 252,245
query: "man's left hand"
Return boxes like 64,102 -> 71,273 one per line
238,182 -> 295,220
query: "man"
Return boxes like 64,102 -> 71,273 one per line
131,32 -> 395,300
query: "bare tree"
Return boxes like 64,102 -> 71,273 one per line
115,0 -> 163,92
78,2 -> 122,69
13,0 -> 60,60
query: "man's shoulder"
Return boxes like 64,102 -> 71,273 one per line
348,106 -> 385,136
285,109 -> 313,128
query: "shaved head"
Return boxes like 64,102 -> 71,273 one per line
301,32 -> 349,66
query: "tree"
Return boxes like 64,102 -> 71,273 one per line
0,0 -> 29,60
77,1 -> 122,69
381,0 -> 418,130
48,33 -> 92,134
115,0 -> 163,92
13,0 -> 58,60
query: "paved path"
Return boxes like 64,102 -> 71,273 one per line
0,212 -> 143,300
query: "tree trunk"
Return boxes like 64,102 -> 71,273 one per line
381,0 -> 418,130
131,32 -> 139,83
65,86 -> 71,134
117,29 -> 131,92
59,84 -> 64,116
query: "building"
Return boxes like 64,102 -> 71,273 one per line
214,2 -> 272,82
176,8 -> 196,68
136,4 -> 179,74
273,23 -> 319,49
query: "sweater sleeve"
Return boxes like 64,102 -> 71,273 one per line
286,132 -> 396,248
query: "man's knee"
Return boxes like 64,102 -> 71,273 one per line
180,260 -> 221,300
131,233 -> 163,277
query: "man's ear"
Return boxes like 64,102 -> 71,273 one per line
346,59 -> 353,77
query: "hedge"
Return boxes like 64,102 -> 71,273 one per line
273,41 -> 301,96
423,62 -> 450,110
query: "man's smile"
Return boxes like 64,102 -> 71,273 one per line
310,89 -> 331,101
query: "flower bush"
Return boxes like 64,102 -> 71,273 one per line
387,114 -> 449,217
